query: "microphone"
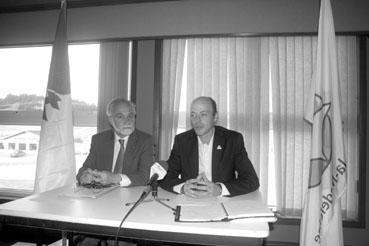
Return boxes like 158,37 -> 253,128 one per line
147,173 -> 159,186
137,173 -> 159,201
147,173 -> 159,198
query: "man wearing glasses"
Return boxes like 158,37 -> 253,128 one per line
76,97 -> 153,187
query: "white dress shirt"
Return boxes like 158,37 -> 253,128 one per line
198,134 -> 214,181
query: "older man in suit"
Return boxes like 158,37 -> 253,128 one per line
160,96 -> 259,198
76,97 -> 153,187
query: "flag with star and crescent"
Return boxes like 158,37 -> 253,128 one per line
34,0 -> 76,193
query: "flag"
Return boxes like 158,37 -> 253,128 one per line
300,0 -> 346,245
34,0 -> 76,193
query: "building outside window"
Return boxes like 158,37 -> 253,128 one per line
0,44 -> 99,193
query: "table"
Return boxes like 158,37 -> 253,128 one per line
0,185 -> 273,246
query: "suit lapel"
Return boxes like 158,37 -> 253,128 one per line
212,127 -> 224,181
105,130 -> 115,171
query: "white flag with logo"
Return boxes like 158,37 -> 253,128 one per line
34,0 -> 76,193
300,0 -> 347,245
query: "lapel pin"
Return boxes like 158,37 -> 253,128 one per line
217,145 -> 222,150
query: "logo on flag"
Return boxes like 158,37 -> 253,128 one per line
43,90 -> 62,121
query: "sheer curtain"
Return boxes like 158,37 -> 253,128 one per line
184,37 -> 270,197
270,36 -> 358,219
97,41 -> 131,132
269,36 -> 315,215
159,39 -> 186,159
161,36 -> 359,219
337,37 -> 359,220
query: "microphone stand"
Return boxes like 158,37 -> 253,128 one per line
114,177 -> 175,245
125,181 -> 175,213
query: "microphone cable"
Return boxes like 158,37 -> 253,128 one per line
114,186 -> 151,246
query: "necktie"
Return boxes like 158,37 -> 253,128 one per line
113,139 -> 124,174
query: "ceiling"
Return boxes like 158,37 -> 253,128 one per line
0,0 -> 178,13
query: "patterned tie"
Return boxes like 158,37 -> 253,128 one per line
113,139 -> 124,174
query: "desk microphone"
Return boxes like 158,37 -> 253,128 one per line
144,173 -> 159,198
151,181 -> 158,199
147,173 -> 159,186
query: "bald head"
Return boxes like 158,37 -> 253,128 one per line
191,97 -> 217,116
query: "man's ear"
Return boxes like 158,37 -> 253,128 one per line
214,112 -> 219,124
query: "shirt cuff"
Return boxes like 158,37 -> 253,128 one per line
173,183 -> 185,194
119,174 -> 131,187
217,182 -> 230,196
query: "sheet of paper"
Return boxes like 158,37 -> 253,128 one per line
177,203 -> 226,222
223,200 -> 275,220
176,200 -> 276,223
59,185 -> 118,199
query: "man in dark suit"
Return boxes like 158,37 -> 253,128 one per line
76,98 -> 153,187
160,96 -> 259,198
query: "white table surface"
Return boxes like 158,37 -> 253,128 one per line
0,185 -> 273,244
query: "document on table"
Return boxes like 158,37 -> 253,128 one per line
59,184 -> 118,199
175,200 -> 276,223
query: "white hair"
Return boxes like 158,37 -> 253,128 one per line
106,98 -> 136,117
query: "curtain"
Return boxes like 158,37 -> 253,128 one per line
161,36 -> 359,220
270,36 -> 358,219
269,36 -> 315,215
185,37 -> 270,197
159,39 -> 186,159
97,41 -> 131,133
337,36 -> 359,220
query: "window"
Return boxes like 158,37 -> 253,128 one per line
0,44 -> 99,194
29,144 -> 37,151
161,36 -> 361,221
8,143 -> 15,150
19,143 -> 26,151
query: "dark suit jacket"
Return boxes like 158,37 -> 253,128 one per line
76,129 -> 153,186
160,126 -> 259,197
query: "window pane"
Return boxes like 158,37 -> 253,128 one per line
0,44 -> 99,193
69,44 -> 99,172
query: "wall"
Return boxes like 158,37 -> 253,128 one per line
0,0 -> 368,245
0,0 -> 369,45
